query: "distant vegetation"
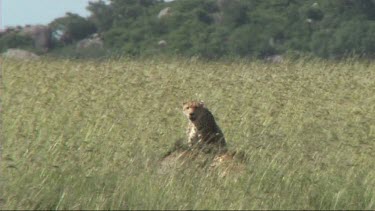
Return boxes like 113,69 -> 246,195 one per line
1,0 -> 375,59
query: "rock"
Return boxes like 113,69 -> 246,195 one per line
20,25 -> 51,52
159,148 -> 246,177
76,34 -> 103,50
269,38 -> 275,47
158,7 -> 172,19
265,55 -> 283,63
211,12 -> 224,24
2,49 -> 40,60
158,40 -> 167,48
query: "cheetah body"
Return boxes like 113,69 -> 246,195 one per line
182,101 -> 226,149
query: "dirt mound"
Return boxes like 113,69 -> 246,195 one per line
159,140 -> 247,177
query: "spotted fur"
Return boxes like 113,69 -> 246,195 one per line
182,101 -> 226,149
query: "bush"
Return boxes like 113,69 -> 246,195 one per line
41,0 -> 375,59
49,13 -> 97,44
0,33 -> 34,52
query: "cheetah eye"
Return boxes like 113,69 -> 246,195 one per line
186,106 -> 189,109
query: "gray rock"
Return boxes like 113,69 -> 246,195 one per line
211,12 -> 224,24
20,25 -> 51,52
2,49 -> 40,60
158,40 -> 167,48
265,55 -> 283,63
76,34 -> 103,50
158,7 -> 172,19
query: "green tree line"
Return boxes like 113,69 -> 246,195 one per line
2,0 -> 375,59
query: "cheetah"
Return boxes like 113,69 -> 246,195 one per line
182,101 -> 227,151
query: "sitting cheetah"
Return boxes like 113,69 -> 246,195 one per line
182,101 -> 227,151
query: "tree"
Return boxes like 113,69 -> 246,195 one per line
0,33 -> 34,52
38,0 -> 375,58
87,0 -> 114,32
49,13 -> 97,44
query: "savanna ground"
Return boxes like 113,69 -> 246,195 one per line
1,57 -> 375,210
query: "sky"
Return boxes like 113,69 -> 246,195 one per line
0,0 -> 96,30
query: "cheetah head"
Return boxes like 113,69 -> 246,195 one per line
182,100 -> 205,122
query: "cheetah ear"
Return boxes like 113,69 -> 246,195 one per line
199,101 -> 205,107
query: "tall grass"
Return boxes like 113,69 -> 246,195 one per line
1,57 -> 375,209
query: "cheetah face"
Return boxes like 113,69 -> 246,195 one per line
182,101 -> 205,122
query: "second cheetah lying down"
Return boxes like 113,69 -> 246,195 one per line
182,101 -> 227,151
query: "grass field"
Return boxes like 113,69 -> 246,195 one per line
1,57 -> 375,209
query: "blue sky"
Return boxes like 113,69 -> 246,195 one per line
1,0 -> 95,30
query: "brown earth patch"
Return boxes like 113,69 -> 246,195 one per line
159,140 -> 247,177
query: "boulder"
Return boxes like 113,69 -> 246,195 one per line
2,49 -> 40,60
76,34 -> 103,50
20,25 -> 51,52
158,40 -> 167,48
211,12 -> 224,24
265,55 -> 283,63
158,7 -> 172,19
